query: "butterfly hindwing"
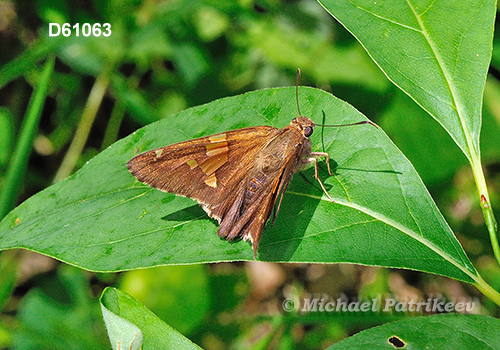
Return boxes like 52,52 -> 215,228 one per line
213,127 -> 308,255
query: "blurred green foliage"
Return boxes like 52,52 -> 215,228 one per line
1,0 -> 500,349
13,265 -> 109,349
119,265 -> 212,334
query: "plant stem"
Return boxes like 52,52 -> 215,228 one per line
101,72 -> 142,150
0,57 -> 54,219
101,100 -> 126,150
53,68 -> 111,183
472,273 -> 500,308
469,152 -> 500,267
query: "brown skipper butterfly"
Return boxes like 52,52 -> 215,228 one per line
127,70 -> 375,258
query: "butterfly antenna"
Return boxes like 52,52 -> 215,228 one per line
317,120 -> 378,128
295,68 -> 377,129
296,68 -> 302,116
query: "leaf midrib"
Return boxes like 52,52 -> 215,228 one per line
406,0 -> 479,161
287,190 -> 477,282
337,0 -> 479,159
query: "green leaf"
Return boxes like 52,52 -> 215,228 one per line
101,302 -> 143,350
318,0 -> 495,161
100,288 -> 202,350
0,87 -> 476,282
326,314 -> 500,349
379,90 -> 467,185
318,0 -> 500,282
381,87 -> 500,186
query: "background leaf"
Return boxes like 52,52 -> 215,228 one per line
379,90 -> 467,185
0,87 -> 476,282
0,57 -> 54,219
101,300 -> 143,350
100,287 -> 202,350
326,314 -> 500,350
380,87 -> 500,186
318,0 -> 495,160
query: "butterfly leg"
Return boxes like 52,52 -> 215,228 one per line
305,153 -> 334,202
271,190 -> 286,227
310,151 -> 332,175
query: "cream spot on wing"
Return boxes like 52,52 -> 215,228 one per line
206,144 -> 229,157
204,173 -> 217,187
199,154 -> 228,175
209,133 -> 227,142
155,149 -> 163,158
206,136 -> 229,157
186,159 -> 198,169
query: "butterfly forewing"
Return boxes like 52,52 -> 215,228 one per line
127,126 -> 278,215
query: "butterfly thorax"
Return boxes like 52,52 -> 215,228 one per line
241,118 -> 313,214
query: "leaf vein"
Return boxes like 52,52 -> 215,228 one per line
286,190 -> 476,280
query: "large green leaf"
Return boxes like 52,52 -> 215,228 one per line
326,314 -> 500,349
318,0 -> 500,268
0,87 -> 476,282
318,0 -> 495,161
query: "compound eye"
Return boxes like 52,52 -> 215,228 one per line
304,126 -> 313,137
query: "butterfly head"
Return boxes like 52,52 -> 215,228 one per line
291,116 -> 315,138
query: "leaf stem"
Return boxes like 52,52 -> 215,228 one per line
472,273 -> 500,308
0,57 -> 54,219
469,152 -> 500,267
53,68 -> 112,182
